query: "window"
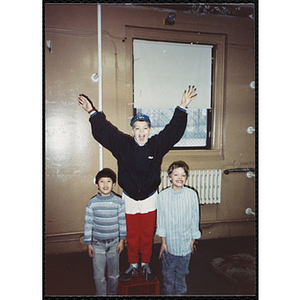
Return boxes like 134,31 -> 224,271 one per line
133,39 -> 213,149
125,27 -> 225,157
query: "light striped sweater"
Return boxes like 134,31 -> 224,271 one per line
156,186 -> 201,256
84,193 -> 127,245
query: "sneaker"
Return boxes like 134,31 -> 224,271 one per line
141,263 -> 155,282
120,264 -> 138,281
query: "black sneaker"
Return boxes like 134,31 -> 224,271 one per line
141,263 -> 155,282
120,264 -> 138,281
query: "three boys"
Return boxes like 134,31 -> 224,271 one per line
79,85 -> 197,281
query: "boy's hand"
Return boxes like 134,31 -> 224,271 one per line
159,238 -> 168,259
191,239 -> 197,254
78,94 -> 94,112
117,240 -> 125,254
87,245 -> 95,258
180,85 -> 197,109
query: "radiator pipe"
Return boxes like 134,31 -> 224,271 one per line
200,218 -> 254,225
223,168 -> 255,175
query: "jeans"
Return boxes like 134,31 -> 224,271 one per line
92,238 -> 119,295
161,251 -> 191,295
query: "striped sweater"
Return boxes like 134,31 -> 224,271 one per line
84,193 -> 127,245
156,186 -> 201,256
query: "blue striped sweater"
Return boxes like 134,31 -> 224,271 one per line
156,186 -> 201,256
84,193 -> 127,245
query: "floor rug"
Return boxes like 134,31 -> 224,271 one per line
210,253 -> 255,284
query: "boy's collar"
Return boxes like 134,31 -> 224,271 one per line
134,139 -> 148,147
171,185 -> 185,193
97,192 -> 114,198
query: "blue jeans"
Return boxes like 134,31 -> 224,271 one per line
92,238 -> 119,295
161,251 -> 191,295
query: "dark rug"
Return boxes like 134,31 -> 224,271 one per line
210,253 -> 255,284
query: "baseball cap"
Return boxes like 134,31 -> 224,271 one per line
130,113 -> 151,127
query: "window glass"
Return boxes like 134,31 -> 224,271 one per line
136,108 -> 210,148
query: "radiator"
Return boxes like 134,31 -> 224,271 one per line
159,169 -> 222,204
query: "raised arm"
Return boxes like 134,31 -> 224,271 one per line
154,86 -> 197,154
179,85 -> 197,109
78,93 -> 131,158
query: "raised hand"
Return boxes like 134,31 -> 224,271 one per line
78,94 -> 94,112
180,85 -> 197,109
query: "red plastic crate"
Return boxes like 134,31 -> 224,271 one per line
118,271 -> 160,296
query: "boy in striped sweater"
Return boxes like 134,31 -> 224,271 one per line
84,168 -> 127,296
157,161 -> 201,295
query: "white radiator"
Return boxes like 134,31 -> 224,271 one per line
159,169 -> 222,204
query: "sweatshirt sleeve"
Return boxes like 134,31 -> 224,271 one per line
155,107 -> 187,156
89,112 -> 131,158
118,199 -> 127,240
84,202 -> 94,245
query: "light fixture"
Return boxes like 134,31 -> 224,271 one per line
245,208 -> 255,216
46,40 -> 52,53
246,171 -> 255,178
164,13 -> 176,25
247,126 -> 255,134
91,73 -> 99,82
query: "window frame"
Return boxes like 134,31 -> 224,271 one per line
125,26 -> 226,160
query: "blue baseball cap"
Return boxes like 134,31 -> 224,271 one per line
130,113 -> 151,127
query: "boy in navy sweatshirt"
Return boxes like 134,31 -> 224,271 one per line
79,86 -> 196,282
84,168 -> 126,295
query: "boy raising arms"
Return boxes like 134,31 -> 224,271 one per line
84,168 -> 126,295
78,86 -> 197,281
157,161 -> 201,295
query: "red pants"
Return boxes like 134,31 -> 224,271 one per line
125,210 -> 156,264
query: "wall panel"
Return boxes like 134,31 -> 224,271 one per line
45,4 -> 256,254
